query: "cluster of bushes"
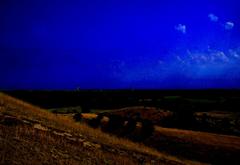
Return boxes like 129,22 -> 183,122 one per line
85,113 -> 155,141
88,114 -> 104,128
72,111 -> 155,141
103,115 -> 125,133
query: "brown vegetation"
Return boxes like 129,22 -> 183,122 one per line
103,106 -> 172,125
96,107 -> 240,164
0,93 -> 200,165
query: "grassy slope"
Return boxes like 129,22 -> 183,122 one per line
0,93 -> 201,165
104,106 -> 171,124
149,126 -> 240,164
104,107 -> 240,164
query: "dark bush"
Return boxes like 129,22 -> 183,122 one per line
105,115 -> 125,133
140,119 -> 154,140
73,113 -> 82,122
88,114 -> 104,128
197,113 -> 210,131
96,113 -> 104,121
122,118 -> 137,136
88,118 -> 100,128
132,112 -> 141,121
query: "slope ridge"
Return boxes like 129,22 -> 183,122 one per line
0,93 -> 202,165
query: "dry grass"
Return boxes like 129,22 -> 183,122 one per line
154,126 -> 240,149
0,93 -> 156,156
105,106 -> 172,125
141,123 -> 240,164
0,124 -> 137,165
0,92 -> 201,165
82,113 -> 97,119
79,103 -> 240,164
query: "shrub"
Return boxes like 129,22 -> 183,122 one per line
96,113 -> 104,121
140,119 -> 154,140
105,115 -> 125,133
88,118 -> 100,128
132,112 -> 141,121
73,113 -> 83,122
88,114 -> 104,128
122,118 -> 137,136
198,113 -> 209,131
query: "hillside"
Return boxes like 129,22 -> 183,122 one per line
103,106 -> 172,125
100,106 -> 240,164
0,93 -> 201,165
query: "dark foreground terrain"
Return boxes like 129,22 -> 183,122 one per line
1,93 -> 197,165
1,90 -> 240,164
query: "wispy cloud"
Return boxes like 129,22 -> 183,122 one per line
214,51 -> 229,62
229,49 -> 240,59
175,24 -> 186,34
225,21 -> 234,30
208,13 -> 218,22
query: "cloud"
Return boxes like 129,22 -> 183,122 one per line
208,13 -> 218,22
181,49 -> 232,65
175,24 -> 186,34
229,49 -> 240,59
225,22 -> 234,30
214,51 -> 229,62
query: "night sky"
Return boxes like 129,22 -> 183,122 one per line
1,0 -> 240,89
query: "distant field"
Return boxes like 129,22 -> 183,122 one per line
4,90 -> 240,112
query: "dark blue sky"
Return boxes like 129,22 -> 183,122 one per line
1,0 -> 240,89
